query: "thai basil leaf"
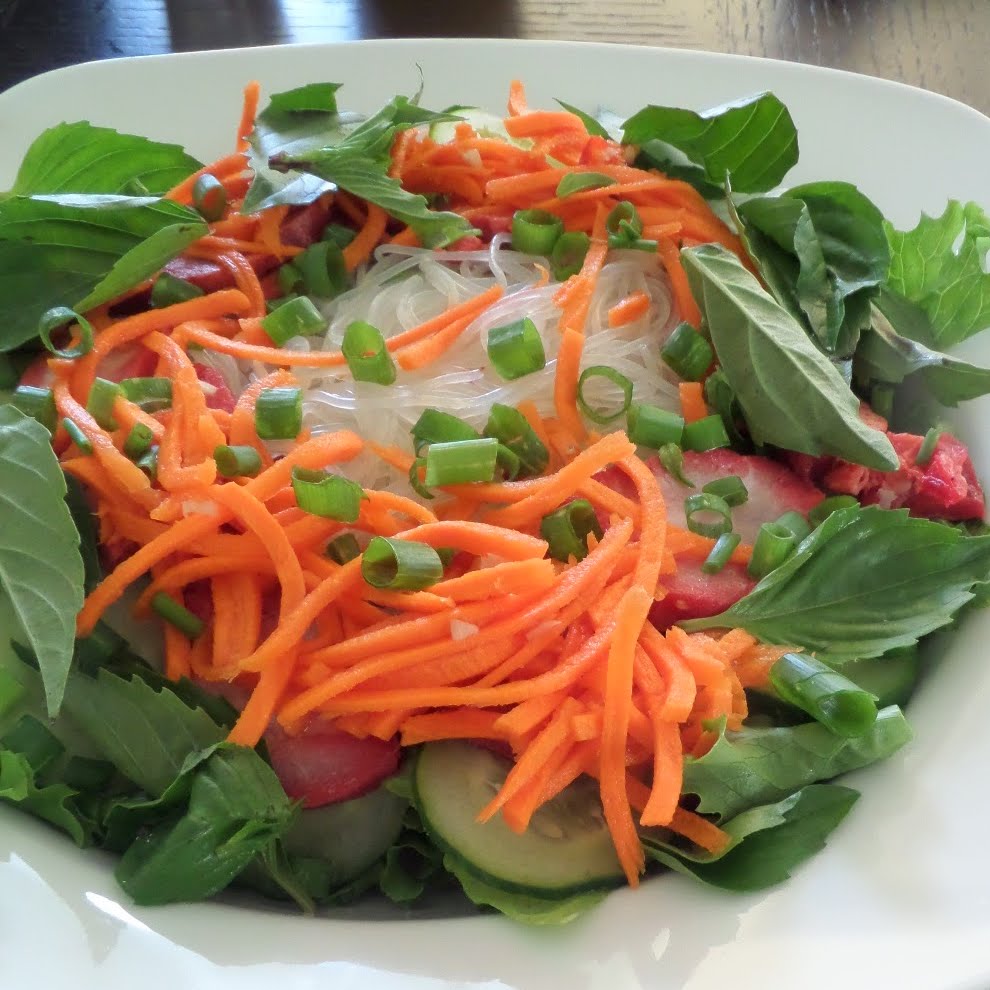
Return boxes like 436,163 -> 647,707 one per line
444,853 -> 608,925
643,784 -> 859,891
9,122 -> 201,196
0,194 -> 207,351
115,744 -> 297,905
0,407 -> 84,717
622,92 -> 798,193
681,708 -> 911,820
682,505 -> 990,660
268,82 -> 342,114
555,99 -> 613,139
885,200 -> 990,346
857,298 -> 990,406
680,244 -> 898,469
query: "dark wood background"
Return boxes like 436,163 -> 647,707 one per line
1,0 -> 987,114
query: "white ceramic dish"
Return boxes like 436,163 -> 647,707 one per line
2,38 -> 990,990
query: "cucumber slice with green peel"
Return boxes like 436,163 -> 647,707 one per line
414,741 -> 623,897
429,109 -> 533,149
840,647 -> 920,708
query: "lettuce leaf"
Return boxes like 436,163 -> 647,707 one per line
885,200 -> 990,347
681,708 -> 911,820
643,784 -> 858,891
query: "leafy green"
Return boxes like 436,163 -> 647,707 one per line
885,200 -> 990,346
555,99 -> 612,139
444,854 -> 608,925
683,506 -> 990,659
681,708 -> 911,820
643,784 -> 858,891
0,194 -> 207,351
63,474 -> 102,594
0,407 -> 84,716
115,744 -> 297,905
62,666 -> 225,797
856,296 -> 990,406
264,94 -> 475,247
379,832 -> 445,903
736,182 -> 889,355
622,92 -> 798,194
269,83 -> 342,114
8,122 -> 201,196
0,748 -> 88,844
680,244 -> 897,469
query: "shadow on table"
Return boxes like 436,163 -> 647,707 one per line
358,0 -> 521,37
164,0 -> 292,51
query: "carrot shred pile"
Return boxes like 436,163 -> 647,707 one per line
49,79 -> 772,887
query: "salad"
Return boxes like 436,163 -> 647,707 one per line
1,75 -> 989,926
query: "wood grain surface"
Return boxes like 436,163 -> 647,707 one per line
1,0 -> 987,114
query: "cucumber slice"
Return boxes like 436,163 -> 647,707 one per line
840,647 -> 920,708
414,741 -> 623,897
429,108 -> 533,149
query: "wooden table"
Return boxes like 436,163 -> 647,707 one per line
2,0 -> 987,114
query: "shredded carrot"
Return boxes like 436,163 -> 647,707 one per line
608,290 -> 651,328
507,79 -> 528,117
679,381 -> 709,424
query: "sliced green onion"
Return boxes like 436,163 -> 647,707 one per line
555,172 -> 617,198
11,385 -> 56,434
769,652 -> 878,738
607,235 -> 658,252
85,377 -> 121,430
120,377 -> 173,412
484,403 -> 549,478
495,442 -> 521,481
658,442 -> 694,486
511,209 -> 564,255
323,223 -> 357,248
214,444 -> 263,479
540,499 -> 603,563
748,522 -> 797,579
661,322 -> 714,381
123,422 -> 155,459
408,456 -> 434,500
423,438 -> 498,487
605,201 -> 643,241
436,547 -> 457,569
487,317 -> 546,380
255,386 -> 302,440
550,231 -> 590,280
411,409 -> 479,454
807,495 -> 860,528
362,536 -> 443,590
682,415 -> 730,452
702,475 -> 748,508
773,509 -> 812,545
277,262 -> 304,296
151,273 -> 205,309
266,294 -> 300,315
62,418 -> 93,455
576,365 -> 633,425
296,241 -> 348,299
151,591 -> 205,638
870,383 -> 895,423
701,532 -> 742,575
261,295 -> 325,345
136,445 -> 158,480
683,492 -> 732,538
916,427 -> 942,467
342,320 -> 397,385
192,173 -> 227,221
292,467 -> 365,521
39,306 -> 95,359
326,532 -> 361,565
626,403 -> 684,449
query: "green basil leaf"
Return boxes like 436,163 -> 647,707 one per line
62,666 -> 225,797
9,122 -> 201,196
622,92 -> 798,193
643,783 -> 859,891
682,505 -> 990,659
0,194 -> 207,351
0,406 -> 84,717
444,853 -> 607,925
115,744 -> 297,905
268,82 -> 342,114
857,297 -> 990,406
681,707 -> 911,820
554,99 -> 613,139
0,748 -> 88,845
680,244 -> 898,469
885,200 -> 990,347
